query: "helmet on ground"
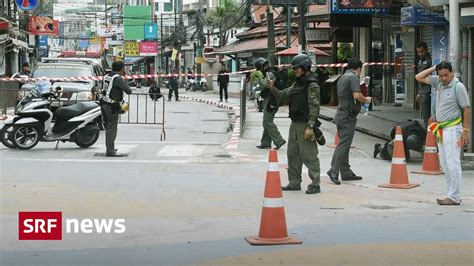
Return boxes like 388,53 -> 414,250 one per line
254,58 -> 268,70
291,54 -> 312,71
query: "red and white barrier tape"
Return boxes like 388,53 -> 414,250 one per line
0,62 -> 408,82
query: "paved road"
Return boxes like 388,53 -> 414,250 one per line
1,90 -> 473,265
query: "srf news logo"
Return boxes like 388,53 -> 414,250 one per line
19,212 -> 126,240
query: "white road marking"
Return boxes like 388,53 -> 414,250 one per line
96,141 -> 222,145
156,145 -> 207,157
2,158 -> 191,164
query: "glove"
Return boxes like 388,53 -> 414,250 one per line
304,127 -> 316,141
313,127 -> 326,146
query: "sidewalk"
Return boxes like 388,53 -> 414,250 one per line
319,103 -> 421,141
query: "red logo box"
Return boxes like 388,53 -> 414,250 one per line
19,212 -> 62,240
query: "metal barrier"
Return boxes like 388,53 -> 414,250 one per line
239,75 -> 246,138
119,93 -> 166,141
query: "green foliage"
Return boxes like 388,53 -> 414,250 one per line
337,43 -> 353,62
205,0 -> 245,47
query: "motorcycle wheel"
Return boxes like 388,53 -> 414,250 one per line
1,124 -> 16,149
12,124 -> 41,150
201,83 -> 208,92
75,125 -> 100,148
257,100 -> 263,112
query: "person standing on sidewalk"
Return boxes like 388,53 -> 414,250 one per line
327,58 -> 372,185
168,68 -> 179,102
100,61 -> 132,157
415,41 -> 433,128
416,61 -> 471,206
253,57 -> 286,150
217,64 -> 229,102
267,54 -> 322,194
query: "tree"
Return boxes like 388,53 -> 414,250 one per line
337,43 -> 353,62
205,0 -> 246,47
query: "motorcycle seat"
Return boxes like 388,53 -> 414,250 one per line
55,102 -> 98,117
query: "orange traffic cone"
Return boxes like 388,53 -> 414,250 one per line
327,130 -> 356,148
378,126 -> 420,189
327,130 -> 340,148
412,118 -> 443,175
245,149 -> 302,245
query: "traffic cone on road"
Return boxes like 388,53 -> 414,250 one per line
379,126 -> 420,189
245,149 -> 302,245
327,130 -> 340,148
411,118 -> 443,175
327,130 -> 356,148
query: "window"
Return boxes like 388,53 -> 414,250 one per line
164,1 -> 173,12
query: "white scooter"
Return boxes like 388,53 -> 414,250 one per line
1,81 -> 102,150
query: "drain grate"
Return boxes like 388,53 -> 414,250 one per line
364,205 -> 396,210
213,154 -> 232,158
94,153 -> 129,157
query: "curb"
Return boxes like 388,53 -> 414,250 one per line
178,95 -> 241,150
319,112 -> 390,141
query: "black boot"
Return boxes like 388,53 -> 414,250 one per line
305,185 -> 321,194
327,170 -> 341,185
281,184 -> 301,191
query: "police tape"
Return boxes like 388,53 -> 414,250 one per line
0,62 -> 407,82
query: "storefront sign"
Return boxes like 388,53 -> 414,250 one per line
331,0 -> 388,14
125,41 -> 139,57
38,35 -> 48,47
139,41 -> 158,56
15,0 -> 39,11
144,24 -> 158,40
400,6 -> 447,25
432,25 -> 448,65
29,16 -> 59,36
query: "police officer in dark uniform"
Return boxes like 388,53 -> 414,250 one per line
415,41 -> 432,128
327,58 -> 372,185
100,61 -> 132,157
268,54 -> 323,194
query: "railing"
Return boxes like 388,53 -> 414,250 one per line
119,93 -> 166,141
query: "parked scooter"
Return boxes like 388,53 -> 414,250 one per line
185,78 -> 199,91
198,78 -> 208,92
1,80 -> 102,150
254,86 -> 264,112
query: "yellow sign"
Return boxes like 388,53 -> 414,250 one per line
171,48 -> 178,61
115,46 -> 124,60
90,37 -> 101,45
125,41 -> 139,57
195,57 -> 205,64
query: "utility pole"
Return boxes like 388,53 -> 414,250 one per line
105,0 -> 108,27
267,1 -> 275,66
297,0 -> 306,54
448,0 -> 460,76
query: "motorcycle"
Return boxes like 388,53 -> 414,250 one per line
198,78 -> 208,92
185,78 -> 199,91
254,86 -> 264,112
1,80 -> 102,150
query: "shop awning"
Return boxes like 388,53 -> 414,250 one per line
275,46 -> 330,57
209,36 -> 298,56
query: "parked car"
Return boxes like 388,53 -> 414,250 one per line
19,58 -> 105,105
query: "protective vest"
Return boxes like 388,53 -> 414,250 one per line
288,75 -> 316,122
101,74 -> 120,103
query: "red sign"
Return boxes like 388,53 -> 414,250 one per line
29,16 -> 59,36
19,212 -> 62,240
139,41 -> 158,56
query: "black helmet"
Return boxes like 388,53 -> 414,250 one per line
254,58 -> 268,70
291,54 -> 312,71
406,133 -> 423,152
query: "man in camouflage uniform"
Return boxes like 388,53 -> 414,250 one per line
253,57 -> 286,150
268,54 -> 322,194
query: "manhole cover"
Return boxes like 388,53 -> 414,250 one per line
364,205 -> 396,210
94,153 -> 129,157
213,154 -> 232,158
